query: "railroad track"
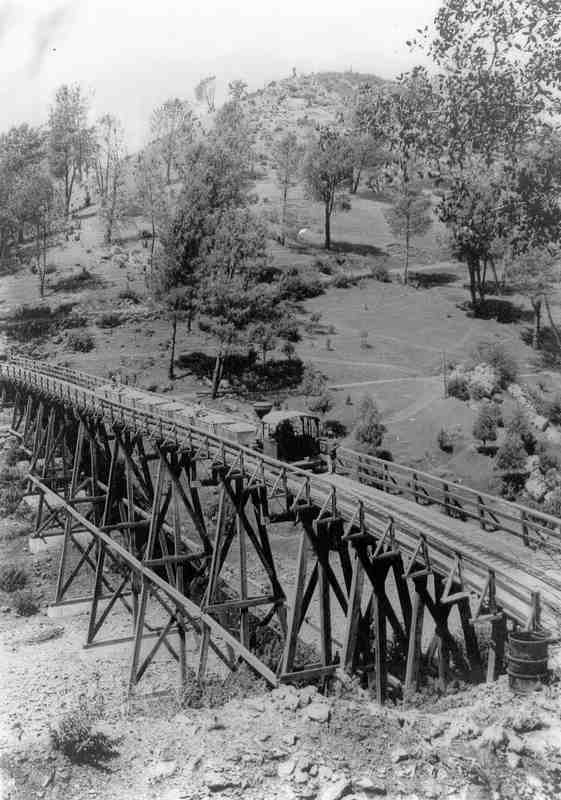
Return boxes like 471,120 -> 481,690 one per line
1,355 -> 559,697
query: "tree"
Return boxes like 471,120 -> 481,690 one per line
150,98 -> 194,184
134,148 -> 171,281
25,169 -> 62,297
353,394 -> 386,452
228,80 -> 248,102
194,75 -> 216,113
198,205 -> 292,397
384,180 -> 432,284
48,84 -> 94,217
507,246 -> 560,349
303,126 -> 353,250
473,403 -> 498,448
94,114 -> 126,244
272,132 -> 304,246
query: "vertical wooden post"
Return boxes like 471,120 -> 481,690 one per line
318,532 -> 332,667
236,477 -> 250,649
372,585 -> 387,705
55,422 -> 85,603
487,614 -> 507,682
280,527 -> 309,675
341,544 -> 364,673
404,576 -> 426,696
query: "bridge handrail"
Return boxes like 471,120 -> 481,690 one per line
0,360 -> 556,626
337,446 -> 561,550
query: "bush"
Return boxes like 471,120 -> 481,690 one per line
51,702 -> 119,766
467,364 -> 499,400
280,270 -> 324,301
13,589 -> 39,616
470,340 -> 518,388
51,268 -> 104,293
371,263 -> 390,282
175,351 -> 303,394
536,440 -> 561,473
66,331 -> 95,352
447,372 -> 469,401
506,408 -> 536,454
544,488 -> 561,517
547,393 -> 561,425
308,391 -> 334,416
353,394 -> 386,452
301,363 -> 327,396
496,433 -> 527,474
0,564 -> 28,592
118,288 -> 141,304
473,403 -> 498,447
437,427 -> 454,453
333,273 -> 358,289
97,312 -> 122,329
323,419 -> 347,438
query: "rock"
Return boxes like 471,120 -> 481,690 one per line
420,778 -> 440,799
390,746 -> 411,764
297,685 -> 318,708
278,758 -> 296,778
318,778 -> 352,800
246,698 -> 266,713
148,760 -> 177,782
204,771 -> 240,792
354,776 -> 386,794
282,733 -> 298,746
478,724 -> 506,751
507,733 -> 525,753
318,766 -> 333,782
525,455 -> 541,473
305,702 -> 331,723
506,752 -> 520,769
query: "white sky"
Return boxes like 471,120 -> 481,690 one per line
0,0 -> 440,149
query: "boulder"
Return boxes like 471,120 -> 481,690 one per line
305,702 -> 331,723
318,778 -> 352,800
524,473 -> 547,502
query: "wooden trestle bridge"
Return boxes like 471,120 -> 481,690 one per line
1,356 -> 560,703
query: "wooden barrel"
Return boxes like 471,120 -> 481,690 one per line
507,630 -> 550,693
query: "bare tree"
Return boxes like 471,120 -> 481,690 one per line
94,114 -> 126,244
194,76 -> 217,113
272,132 -> 304,246
150,98 -> 194,184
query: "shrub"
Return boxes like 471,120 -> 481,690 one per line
323,419 -> 347,438
51,268 -> 104,293
66,331 -> 95,352
506,408 -> 536,454
473,403 -> 498,447
371,263 -> 390,282
447,372 -> 469,401
51,702 -> 118,766
0,564 -> 28,592
118,287 -> 141,304
467,364 -> 499,400
496,433 -> 527,474
13,589 -> 39,616
301,363 -> 327,396
333,273 -> 357,289
544,488 -> 561,518
61,311 -> 88,329
280,270 -> 324,301
470,340 -> 518,388
353,394 -> 386,452
308,391 -> 334,416
97,312 -> 122,329
536,440 -> 561,473
437,427 -> 454,453
547,393 -> 561,425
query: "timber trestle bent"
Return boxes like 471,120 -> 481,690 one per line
0,357 -> 558,702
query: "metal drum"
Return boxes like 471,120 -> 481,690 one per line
507,630 -> 550,693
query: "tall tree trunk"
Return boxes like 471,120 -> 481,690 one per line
351,166 -> 362,194
467,260 -> 477,308
404,227 -> 410,285
544,293 -> 561,349
166,157 -> 171,185
168,312 -> 178,380
324,203 -> 331,250
532,299 -> 542,349
211,350 -> 224,398
489,256 -> 501,294
280,183 -> 288,247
